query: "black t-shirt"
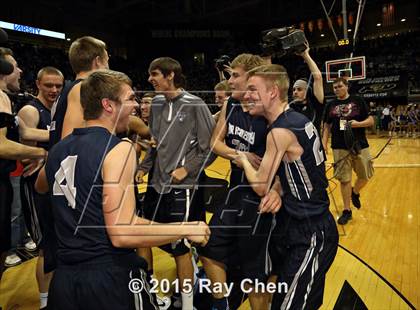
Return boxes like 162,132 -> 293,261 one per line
324,95 -> 370,150
290,85 -> 324,133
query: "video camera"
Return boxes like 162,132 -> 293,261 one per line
261,27 -> 307,58
8,91 -> 37,112
214,55 -> 231,71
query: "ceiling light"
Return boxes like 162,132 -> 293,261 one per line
377,23 -> 381,26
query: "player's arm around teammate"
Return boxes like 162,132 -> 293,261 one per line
235,128 -> 292,199
36,140 -> 210,248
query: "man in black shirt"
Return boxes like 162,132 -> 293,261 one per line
290,44 -> 324,133
322,77 -> 374,225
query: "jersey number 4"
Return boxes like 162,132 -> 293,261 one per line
305,122 -> 325,166
53,155 -> 78,209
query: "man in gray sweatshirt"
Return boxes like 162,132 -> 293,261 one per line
136,57 -> 215,310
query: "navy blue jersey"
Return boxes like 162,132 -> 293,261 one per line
225,97 -> 268,190
45,126 -> 132,265
28,98 -> 51,150
49,79 -> 83,148
270,109 -> 329,219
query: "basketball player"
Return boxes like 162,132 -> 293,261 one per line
140,92 -> 154,125
49,36 -> 109,147
18,66 -> 64,309
199,54 -> 281,310
213,81 -> 230,122
35,69 -> 210,310
234,64 -> 338,309
50,36 -> 149,148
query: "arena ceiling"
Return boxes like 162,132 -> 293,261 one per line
2,0 -> 413,31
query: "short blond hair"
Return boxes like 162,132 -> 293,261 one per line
247,64 -> 290,101
37,66 -> 64,81
230,54 -> 265,72
214,80 -> 231,96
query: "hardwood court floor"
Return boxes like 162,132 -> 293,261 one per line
0,137 -> 418,309
323,136 -> 419,309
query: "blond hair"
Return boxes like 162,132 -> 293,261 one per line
230,54 -> 265,72
37,66 -> 64,81
247,64 -> 290,101
214,80 -> 231,96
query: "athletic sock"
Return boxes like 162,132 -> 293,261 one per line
40,292 -> 48,309
181,290 -> 193,310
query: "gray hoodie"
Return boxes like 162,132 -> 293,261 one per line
139,91 -> 215,194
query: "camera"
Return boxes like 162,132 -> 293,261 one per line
7,91 -> 36,112
261,27 -> 307,58
0,112 -> 17,129
214,55 -> 231,71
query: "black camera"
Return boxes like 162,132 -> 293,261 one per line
7,91 -> 36,112
0,112 -> 18,129
214,55 -> 231,71
261,27 -> 307,58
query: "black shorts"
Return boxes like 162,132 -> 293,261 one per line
49,254 -> 157,310
21,173 -> 58,273
0,176 -> 13,253
141,186 -> 204,256
198,189 -> 276,282
270,208 -> 339,310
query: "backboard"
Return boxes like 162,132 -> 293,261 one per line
325,56 -> 366,83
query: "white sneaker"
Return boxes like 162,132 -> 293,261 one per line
4,253 -> 22,267
24,240 -> 37,251
156,296 -> 171,310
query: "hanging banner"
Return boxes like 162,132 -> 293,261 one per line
352,74 -> 408,98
